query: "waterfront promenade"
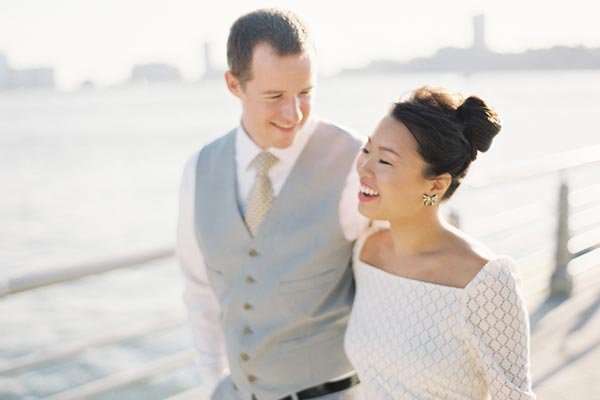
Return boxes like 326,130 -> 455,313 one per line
1,143 -> 598,399
529,265 -> 600,399
1,250 -> 599,399
169,268 -> 600,400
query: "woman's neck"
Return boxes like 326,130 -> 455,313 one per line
387,210 -> 450,257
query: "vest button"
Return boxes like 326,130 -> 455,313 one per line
245,276 -> 255,283
248,249 -> 258,257
240,352 -> 250,361
243,326 -> 253,335
247,374 -> 257,383
243,302 -> 253,310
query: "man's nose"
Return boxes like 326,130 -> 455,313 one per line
281,96 -> 302,124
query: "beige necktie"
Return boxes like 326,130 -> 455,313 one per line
245,151 -> 279,236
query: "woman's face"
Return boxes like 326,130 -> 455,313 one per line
356,115 -> 436,221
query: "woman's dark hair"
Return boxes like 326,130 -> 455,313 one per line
390,87 -> 501,199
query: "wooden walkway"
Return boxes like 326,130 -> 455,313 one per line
529,264 -> 600,399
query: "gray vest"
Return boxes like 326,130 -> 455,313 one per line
194,122 -> 361,400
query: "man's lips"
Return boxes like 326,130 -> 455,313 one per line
272,123 -> 298,133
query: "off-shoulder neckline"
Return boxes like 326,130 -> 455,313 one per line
355,226 -> 514,291
357,256 -> 513,291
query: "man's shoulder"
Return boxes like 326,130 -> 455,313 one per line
200,129 -> 236,154
312,120 -> 364,158
194,128 -> 236,163
315,119 -> 363,144
182,129 -> 236,174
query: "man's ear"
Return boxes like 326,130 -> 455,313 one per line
225,71 -> 242,98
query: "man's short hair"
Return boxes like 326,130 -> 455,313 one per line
227,8 -> 313,84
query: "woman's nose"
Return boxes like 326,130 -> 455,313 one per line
357,153 -> 373,174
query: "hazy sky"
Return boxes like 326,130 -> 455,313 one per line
1,0 -> 598,89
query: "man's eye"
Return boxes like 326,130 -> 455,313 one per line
361,147 -> 370,154
379,159 -> 392,166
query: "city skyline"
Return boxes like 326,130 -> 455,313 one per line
1,0 -> 599,90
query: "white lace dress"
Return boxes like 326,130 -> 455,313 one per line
344,229 -> 536,399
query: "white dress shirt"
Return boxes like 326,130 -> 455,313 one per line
177,117 -> 369,396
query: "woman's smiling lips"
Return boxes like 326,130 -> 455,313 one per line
358,181 -> 380,202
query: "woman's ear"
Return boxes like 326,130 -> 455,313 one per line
430,173 -> 452,197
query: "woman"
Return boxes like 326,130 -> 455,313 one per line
344,87 -> 535,399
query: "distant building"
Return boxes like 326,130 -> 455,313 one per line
0,54 -> 54,90
9,68 -> 54,89
201,41 -> 224,80
472,14 -> 487,51
341,14 -> 600,75
0,54 -> 9,89
130,63 -> 181,83
79,79 -> 96,90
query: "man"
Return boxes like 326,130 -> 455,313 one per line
177,8 -> 368,400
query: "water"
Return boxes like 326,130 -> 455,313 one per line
2,71 -> 600,276
1,71 -> 600,398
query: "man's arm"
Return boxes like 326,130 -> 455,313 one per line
177,153 -> 230,396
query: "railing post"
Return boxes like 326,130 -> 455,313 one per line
551,180 -> 573,296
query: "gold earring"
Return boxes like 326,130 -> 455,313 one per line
422,193 -> 438,206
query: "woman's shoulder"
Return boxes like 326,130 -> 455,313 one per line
457,244 -> 522,306
437,228 -> 499,288
354,223 -> 390,263
463,255 -> 520,291
442,251 -> 492,289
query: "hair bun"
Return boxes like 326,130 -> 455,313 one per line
456,96 -> 501,159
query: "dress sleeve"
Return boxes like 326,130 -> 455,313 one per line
462,257 -> 536,399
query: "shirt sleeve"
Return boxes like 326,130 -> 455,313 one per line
462,257 -> 536,400
339,149 -> 370,241
177,152 -> 230,396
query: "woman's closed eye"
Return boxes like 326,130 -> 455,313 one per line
362,147 -> 393,166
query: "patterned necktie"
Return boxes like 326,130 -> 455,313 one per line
245,151 -> 279,236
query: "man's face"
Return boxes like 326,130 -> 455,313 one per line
226,43 -> 316,149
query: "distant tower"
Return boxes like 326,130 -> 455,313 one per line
203,42 -> 216,79
472,14 -> 487,51
0,54 -> 9,89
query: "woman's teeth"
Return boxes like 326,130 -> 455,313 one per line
360,185 -> 379,196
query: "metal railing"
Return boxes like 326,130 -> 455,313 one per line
1,144 -> 599,400
2,145 -> 598,300
460,143 -> 600,297
0,246 -> 173,297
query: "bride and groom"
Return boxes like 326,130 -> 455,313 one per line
177,8 -> 536,400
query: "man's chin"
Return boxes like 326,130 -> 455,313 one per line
270,129 -> 300,148
271,138 -> 296,149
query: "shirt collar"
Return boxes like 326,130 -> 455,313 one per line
235,116 -> 318,172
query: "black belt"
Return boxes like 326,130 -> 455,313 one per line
279,374 -> 360,400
